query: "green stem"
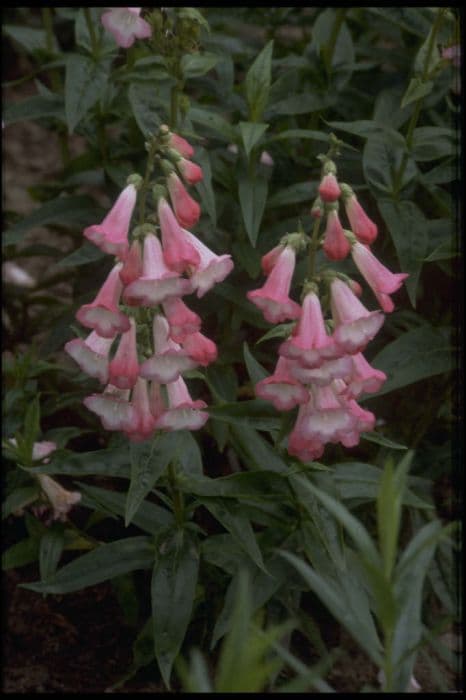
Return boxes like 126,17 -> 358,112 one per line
170,84 -> 180,130
308,217 -> 322,279
324,8 -> 346,77
168,461 -> 184,528
83,7 -> 100,59
138,139 -> 159,225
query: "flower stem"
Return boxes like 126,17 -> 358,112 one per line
83,7 -> 100,59
170,84 -> 179,130
138,138 -> 159,225
308,217 -> 322,279
168,461 -> 184,528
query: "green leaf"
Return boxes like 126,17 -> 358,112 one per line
22,536 -> 155,593
207,400 -> 279,432
411,127 -> 455,162
238,175 -> 268,246
377,199 -> 427,306
39,527 -> 65,581
188,106 -> 236,142
325,119 -> 382,138
2,485 -> 39,519
368,325 -> 452,397
230,424 -> 288,474
256,322 -> 295,344
361,432 -> 408,450
268,128 -> 331,144
65,54 -> 110,134
32,447 -> 131,477
266,93 -> 330,118
3,94 -> 65,125
2,538 -> 39,570
400,78 -> 434,109
414,25 -> 442,77
245,40 -> 274,121
3,196 -> 103,247
126,433 -> 180,527
239,122 -> 269,161
179,471 -> 287,503
151,531 -> 199,688
267,181 -> 315,209
24,396 -> 41,455
56,242 -> 106,267
193,147 -> 216,226
128,82 -> 166,137
181,52 -> 218,78
3,24 -> 48,52
423,240 -> 458,262
243,342 -> 268,385
363,131 -> 416,194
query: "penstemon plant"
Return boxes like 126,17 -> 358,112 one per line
2,6 -> 460,694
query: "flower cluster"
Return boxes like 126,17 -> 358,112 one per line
248,156 -> 408,463
66,126 -> 233,442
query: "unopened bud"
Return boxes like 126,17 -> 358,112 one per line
152,184 -> 168,203
127,173 -> 143,189
160,158 -> 176,176
311,196 -> 323,219
339,182 -> 354,200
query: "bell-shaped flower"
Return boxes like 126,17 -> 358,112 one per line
280,291 -> 339,367
181,331 -> 218,367
261,243 -> 284,275
123,234 -> 192,306
101,7 -> 152,48
346,352 -> 387,398
149,381 -> 166,421
84,184 -> 136,259
158,198 -> 200,273
120,239 -> 143,286
155,376 -> 208,432
124,378 -> 157,442
290,354 -> 353,387
287,400 -> 325,462
169,132 -> 194,159
65,330 -> 114,384
84,384 -> 137,432
162,297 -> 201,342
182,229 -> 234,298
9,438 -> 57,463
344,193 -> 378,245
76,263 -> 130,338
37,474 -> 81,522
140,315 -> 198,383
351,241 -> 408,313
322,210 -> 351,261
339,399 -> 376,447
247,246 -> 301,324
255,356 -> 308,411
330,278 -> 384,354
166,172 -> 201,229
177,157 -> 203,184
318,173 -> 341,202
304,383 -> 357,444
108,317 -> 139,389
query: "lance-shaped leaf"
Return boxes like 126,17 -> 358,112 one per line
245,40 -> 274,121
65,53 -> 110,134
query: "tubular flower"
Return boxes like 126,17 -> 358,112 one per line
162,297 -> 202,343
169,132 -> 194,159
351,241 -> 409,313
322,210 -> 351,261
247,246 -> 301,323
37,475 -> 81,522
261,243 -> 285,275
182,229 -> 234,298
318,173 -> 341,202
108,317 -> 139,389
120,239 -> 143,286
76,263 -> 130,338
101,7 -> 152,48
123,233 -> 192,306
181,331 -> 218,367
330,278 -> 384,354
155,376 -> 208,432
157,198 -> 201,273
65,330 -> 114,384
346,352 -> 387,398
84,384 -> 137,432
344,193 -> 378,245
84,184 -> 136,259
255,356 -> 309,411
290,354 -> 353,387
280,291 -> 339,367
139,314 -> 198,384
166,172 -> 201,229
124,378 -> 157,442
177,157 -> 203,185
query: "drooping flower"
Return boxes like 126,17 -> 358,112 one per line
84,384 -> 137,432
65,330 -> 114,384
123,234 -> 192,306
255,356 -> 309,411
157,198 -> 201,273
155,376 -> 208,431
8,438 -> 57,463
84,184 -> 136,259
166,172 -> 201,229
182,229 -> 234,298
181,331 -> 218,367
101,7 -> 152,49
124,377 -> 157,442
261,243 -> 284,275
169,132 -> 194,159
177,157 -> 203,185
322,209 -> 351,261
37,474 -> 81,521
76,263 -> 131,338
120,239 -> 143,286
330,278 -> 384,354
139,314 -> 198,383
108,317 -> 139,389
318,173 -> 341,202
346,352 -> 387,398
2,261 -> 36,288
247,246 -> 301,324
162,297 -> 201,342
344,192 -> 378,245
351,241 -> 409,313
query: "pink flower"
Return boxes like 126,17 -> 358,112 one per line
157,198 -> 201,273
162,297 -> 201,342
279,291 -> 339,368
318,173 -> 341,202
108,318 -> 139,389
181,331 -> 218,367
65,330 -> 114,384
305,384 -> 356,443
140,315 -> 198,383
346,352 -> 387,398
339,399 -> 376,447
84,184 -> 136,259
255,356 -> 308,411
330,278 -> 384,354
84,384 -> 137,432
148,381 -> 166,420
124,378 -> 157,442
351,241 -> 408,313
169,132 -> 194,159
288,399 -> 326,461
177,157 -> 203,184
123,234 -> 192,306
290,354 -> 353,386
344,193 -> 378,245
322,210 -> 351,261
182,229 -> 234,298
442,44 -> 460,67
155,376 -> 208,431
247,246 -> 301,324
166,172 -> 201,229
261,244 -> 284,275
9,438 -> 57,463
101,7 -> 152,49
120,239 -> 143,286
37,474 -> 81,522
76,263 -> 130,338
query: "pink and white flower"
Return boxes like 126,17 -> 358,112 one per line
346,352 -> 387,398
330,278 -> 384,354
162,297 -> 201,342
124,378 -> 157,442
84,184 -> 136,259
181,331 -> 218,367
351,241 -> 408,313
182,229 -> 234,297
37,474 -> 81,522
322,209 -> 351,261
158,198 -> 201,273
108,317 -> 139,389
155,376 -> 208,431
247,246 -> 301,324
65,330 -> 114,384
166,172 -> 201,229
101,7 -> 152,49
261,244 -> 284,275
344,193 -> 378,245
84,384 -> 137,432
318,173 -> 341,202
120,239 -> 142,286
255,356 -> 308,411
177,157 -> 203,185
76,263 -> 130,338
290,354 -> 353,387
280,291 -> 339,367
140,315 -> 198,383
